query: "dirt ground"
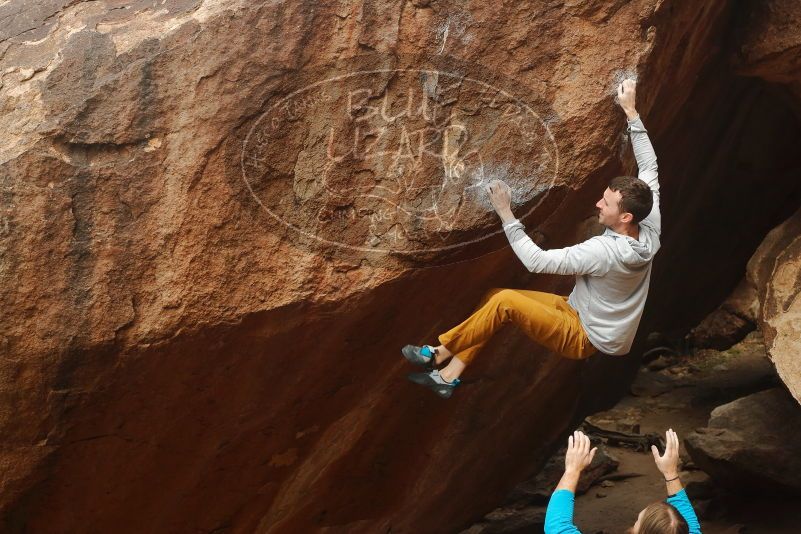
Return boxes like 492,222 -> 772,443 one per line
464,330 -> 800,533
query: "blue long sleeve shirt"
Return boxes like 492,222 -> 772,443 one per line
544,488 -> 702,534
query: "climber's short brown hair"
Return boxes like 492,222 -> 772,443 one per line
637,501 -> 689,534
609,175 -> 653,224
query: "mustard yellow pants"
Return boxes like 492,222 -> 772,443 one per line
438,288 -> 598,364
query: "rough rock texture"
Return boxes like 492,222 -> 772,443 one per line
686,277 -> 757,350
734,0 -> 801,104
685,387 -> 801,495
734,0 -> 801,407
2,0 -> 801,533
746,205 -> 801,405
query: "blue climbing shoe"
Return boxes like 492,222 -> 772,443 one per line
406,369 -> 461,399
401,344 -> 438,369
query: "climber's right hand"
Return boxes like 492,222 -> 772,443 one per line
617,79 -> 639,120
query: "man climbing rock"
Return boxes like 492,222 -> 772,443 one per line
403,79 -> 661,398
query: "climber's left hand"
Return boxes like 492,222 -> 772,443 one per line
486,179 -> 513,218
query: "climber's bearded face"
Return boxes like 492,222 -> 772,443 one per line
596,187 -> 631,228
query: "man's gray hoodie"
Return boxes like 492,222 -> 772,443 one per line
501,115 -> 661,356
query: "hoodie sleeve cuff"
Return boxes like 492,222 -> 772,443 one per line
627,115 -> 646,133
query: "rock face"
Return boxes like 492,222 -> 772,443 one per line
685,387 -> 801,495
734,0 -> 801,103
735,0 -> 801,407
686,278 -> 757,351
1,1 -> 801,533
746,205 -> 801,406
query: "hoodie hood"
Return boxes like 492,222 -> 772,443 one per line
602,225 -> 659,267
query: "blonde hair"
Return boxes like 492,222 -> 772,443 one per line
638,502 -> 689,534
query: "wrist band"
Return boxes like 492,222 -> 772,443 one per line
665,475 -> 680,482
